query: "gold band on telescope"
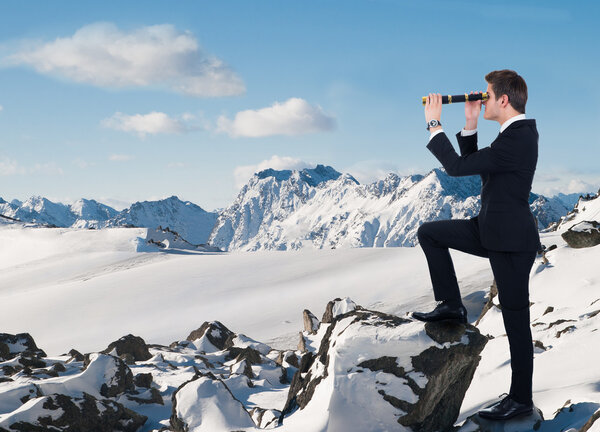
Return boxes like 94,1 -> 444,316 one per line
465,93 -> 469,102
448,95 -> 452,104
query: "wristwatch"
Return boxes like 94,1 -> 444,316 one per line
426,119 -> 441,130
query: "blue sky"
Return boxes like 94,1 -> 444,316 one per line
0,0 -> 598,211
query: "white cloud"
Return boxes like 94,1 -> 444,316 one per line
217,97 -> 336,138
7,22 -> 245,97
532,168 -> 599,197
72,158 -> 94,169
1,158 -> 63,176
102,111 -> 187,138
234,155 -> 312,188
109,154 -> 134,162
0,158 -> 23,176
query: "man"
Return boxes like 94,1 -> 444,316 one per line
413,69 -> 542,421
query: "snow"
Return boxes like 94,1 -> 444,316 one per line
174,375 -> 255,431
1,193 -> 599,430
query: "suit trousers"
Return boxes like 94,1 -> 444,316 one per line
416,218 -> 537,404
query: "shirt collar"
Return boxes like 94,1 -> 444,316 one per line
500,113 -> 526,133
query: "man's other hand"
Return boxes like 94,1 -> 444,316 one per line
465,91 -> 482,129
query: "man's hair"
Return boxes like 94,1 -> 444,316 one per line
485,69 -> 527,114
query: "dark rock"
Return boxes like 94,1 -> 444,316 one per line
127,387 -> 164,405
543,306 -> 554,316
303,309 -> 320,334
556,325 -> 576,338
561,220 -> 600,248
68,349 -> 84,362
0,392 -> 147,432
581,408 -> 600,432
17,355 -> 46,369
321,297 -> 358,323
475,279 -> 498,326
186,321 -> 235,351
534,340 -> 547,351
102,334 -> 152,362
0,333 -> 46,360
51,363 -> 66,373
297,332 -> 306,352
82,354 -> 135,398
546,319 -> 576,330
225,346 -> 262,365
134,372 -> 153,388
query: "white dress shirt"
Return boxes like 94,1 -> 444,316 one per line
428,113 -> 527,141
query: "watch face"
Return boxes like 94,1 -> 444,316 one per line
429,120 -> 438,127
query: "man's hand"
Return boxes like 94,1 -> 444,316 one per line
424,93 -> 442,126
465,91 -> 482,130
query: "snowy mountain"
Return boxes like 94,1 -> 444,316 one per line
0,165 -> 576,249
0,195 -> 218,244
209,166 -> 563,251
105,196 -> 218,244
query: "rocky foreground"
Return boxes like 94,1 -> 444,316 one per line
1,298 -> 599,431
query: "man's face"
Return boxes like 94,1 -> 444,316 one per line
482,83 -> 498,121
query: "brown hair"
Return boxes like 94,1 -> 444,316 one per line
485,69 -> 527,114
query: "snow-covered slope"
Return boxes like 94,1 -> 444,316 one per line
210,166 -> 562,251
1,216 -> 599,430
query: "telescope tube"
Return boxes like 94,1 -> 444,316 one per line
421,92 -> 488,106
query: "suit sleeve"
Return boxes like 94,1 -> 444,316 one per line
456,131 -> 478,156
426,132 -> 518,177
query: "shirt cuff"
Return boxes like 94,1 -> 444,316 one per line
429,129 -> 444,141
461,128 -> 477,136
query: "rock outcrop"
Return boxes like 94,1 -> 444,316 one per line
561,220 -> 600,248
279,298 -> 489,432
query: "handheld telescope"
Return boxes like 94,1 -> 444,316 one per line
421,92 -> 488,106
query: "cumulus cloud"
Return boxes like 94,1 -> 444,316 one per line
0,158 -> 23,176
0,158 -> 62,176
102,111 -> 189,138
234,155 -> 312,188
217,97 -> 336,138
7,22 -> 245,97
109,154 -> 134,162
532,168 -> 600,197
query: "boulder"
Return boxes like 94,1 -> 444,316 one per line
303,309 -> 320,333
101,334 -> 152,362
0,333 -> 46,360
186,321 -> 235,352
457,405 -> 544,431
561,220 -> 600,248
170,371 -> 255,432
280,299 -> 488,432
321,297 -> 358,323
0,392 -> 147,432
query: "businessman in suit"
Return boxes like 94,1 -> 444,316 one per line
412,70 -> 542,420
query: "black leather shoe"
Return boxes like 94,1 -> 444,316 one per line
412,300 -> 467,324
478,393 -> 534,420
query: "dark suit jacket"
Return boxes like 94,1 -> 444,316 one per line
426,119 -> 542,252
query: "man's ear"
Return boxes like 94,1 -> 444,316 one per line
500,94 -> 510,108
